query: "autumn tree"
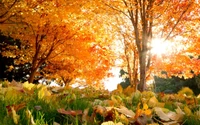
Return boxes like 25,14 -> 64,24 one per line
151,1 -> 200,79
103,0 -> 199,91
0,0 -> 115,87
0,0 -> 17,23
116,16 -> 139,91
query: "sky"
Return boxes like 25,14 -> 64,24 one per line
104,67 -> 123,91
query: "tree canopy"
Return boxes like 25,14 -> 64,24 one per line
0,0 -> 199,91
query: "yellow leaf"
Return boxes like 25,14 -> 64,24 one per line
197,94 -> 200,98
123,86 -> 135,95
135,103 -> 142,118
144,109 -> 152,116
143,103 -> 149,110
26,109 -> 35,125
5,87 -> 23,101
111,95 -> 123,105
148,96 -> 158,107
38,86 -> 51,101
194,109 -> 200,118
36,83 -> 43,89
142,103 -> 152,116
11,107 -> 20,124
101,121 -> 124,125
184,106 -> 191,116
178,87 -> 193,96
119,114 -> 129,125
156,102 -> 165,108
23,81 -> 35,91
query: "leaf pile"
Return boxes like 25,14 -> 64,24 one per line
0,81 -> 200,125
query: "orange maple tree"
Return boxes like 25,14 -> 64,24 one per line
0,0 -> 18,24
151,0 -> 200,79
0,0 -> 115,86
102,0 -> 200,91
1,0 -> 199,90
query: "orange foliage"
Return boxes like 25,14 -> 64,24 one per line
103,0 -> 200,85
0,0 -> 115,86
1,0 -> 200,88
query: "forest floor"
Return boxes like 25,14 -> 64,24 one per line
0,80 -> 200,125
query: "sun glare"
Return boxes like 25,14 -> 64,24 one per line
151,38 -> 173,56
104,67 -> 123,91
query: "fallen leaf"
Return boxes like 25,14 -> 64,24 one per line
165,111 -> 177,121
111,95 -> 123,105
5,86 -> 25,100
115,106 -> 135,118
119,114 -> 129,125
101,121 -> 124,125
142,103 -> 152,116
34,105 -> 42,111
11,107 -> 20,124
174,106 -> 185,121
6,103 -> 26,115
185,96 -> 196,105
26,109 -> 35,125
105,108 -> 115,121
135,103 -> 142,119
154,107 -> 172,121
148,96 -> 158,107
93,105 -> 107,116
194,109 -> 200,118
51,87 -> 64,93
23,81 -> 35,90
135,114 -> 152,125
82,108 -> 89,123
53,122 -> 60,125
57,108 -> 82,116
38,86 -> 51,100
163,121 -> 179,125
143,103 -> 149,110
184,106 -> 191,116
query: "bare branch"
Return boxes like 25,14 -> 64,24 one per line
104,2 -> 130,19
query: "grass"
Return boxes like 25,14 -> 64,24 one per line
183,115 -> 200,125
0,81 -> 200,125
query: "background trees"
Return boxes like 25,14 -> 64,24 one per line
0,0 -> 199,90
103,0 -> 200,91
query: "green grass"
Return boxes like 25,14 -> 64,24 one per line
1,81 -> 200,125
183,115 -> 200,125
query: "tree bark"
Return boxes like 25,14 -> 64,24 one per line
28,68 -> 37,83
138,51 -> 147,91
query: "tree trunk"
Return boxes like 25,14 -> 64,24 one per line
28,68 -> 37,83
138,51 -> 147,92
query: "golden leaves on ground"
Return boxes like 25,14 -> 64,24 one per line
101,121 -> 124,125
1,81 -> 199,125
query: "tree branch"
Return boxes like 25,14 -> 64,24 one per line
164,2 -> 192,41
